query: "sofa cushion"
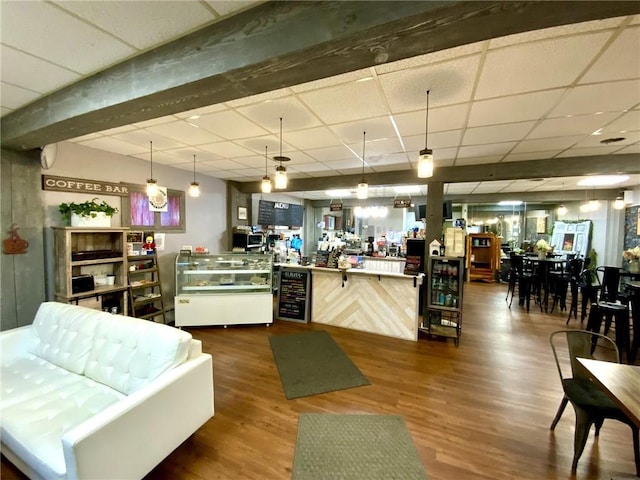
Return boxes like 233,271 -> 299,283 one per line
1,357 -> 124,479
84,314 -> 192,395
27,302 -> 106,374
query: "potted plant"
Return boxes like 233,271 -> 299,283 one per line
58,198 -> 118,227
623,246 -> 640,273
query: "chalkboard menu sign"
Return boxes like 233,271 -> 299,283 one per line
276,267 -> 311,323
258,200 -> 304,227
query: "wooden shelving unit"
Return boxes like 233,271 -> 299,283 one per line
466,233 -> 501,283
127,253 -> 166,323
52,227 -> 129,314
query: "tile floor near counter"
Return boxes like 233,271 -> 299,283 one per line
2,282 -> 637,480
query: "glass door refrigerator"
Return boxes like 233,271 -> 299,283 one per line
423,256 -> 464,345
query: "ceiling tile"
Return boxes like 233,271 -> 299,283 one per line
446,182 -> 480,194
291,162 -> 333,173
581,26 -> 640,83
234,96 -> 320,132
555,146 -> 621,158
0,82 -> 40,109
236,135 -> 292,155
549,80 -> 640,117
457,143 -> 515,158
379,55 -> 481,111
573,130 -> 640,148
346,138 -> 403,159
199,141 -> 256,158
53,1 -> 216,50
602,110 -> 640,133
200,159 -> 249,170
77,137 -> 147,156
324,158 -> 368,170
132,116 -> 177,129
403,131 -> 463,151
190,110 -> 269,139
0,45 -> 79,94
162,147 -> 221,163
613,143 -> 640,154
296,79 -> 388,124
112,130 -> 186,151
511,135 -> 585,153
1,1 -> 135,74
476,31 -> 611,99
393,103 -> 469,136
468,89 -> 566,127
527,113 -> 619,139
145,120 -> 224,145
129,150 -> 182,165
175,103 -> 228,119
463,121 -> 536,146
329,117 -> 397,144
305,145 -> 357,162
282,126 -> 342,150
204,1 -> 260,17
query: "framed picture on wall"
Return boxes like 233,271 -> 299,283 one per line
238,206 -> 247,220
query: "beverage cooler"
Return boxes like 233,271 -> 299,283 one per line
423,256 -> 464,345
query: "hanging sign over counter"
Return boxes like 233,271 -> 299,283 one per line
42,175 -> 130,196
394,199 -> 412,208
329,202 -> 343,211
276,267 -> 311,323
258,199 -> 304,227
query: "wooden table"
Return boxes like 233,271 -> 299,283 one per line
625,280 -> 640,364
577,357 -> 640,427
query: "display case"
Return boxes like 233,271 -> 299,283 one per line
422,256 -> 464,345
174,252 -> 273,327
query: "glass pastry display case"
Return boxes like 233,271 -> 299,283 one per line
175,252 -> 273,327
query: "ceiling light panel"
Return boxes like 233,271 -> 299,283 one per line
475,32 -> 610,99
577,175 -> 630,186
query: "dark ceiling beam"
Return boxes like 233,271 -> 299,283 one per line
235,154 -> 640,193
3,1 -> 639,150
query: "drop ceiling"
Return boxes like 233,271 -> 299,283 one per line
1,1 -> 639,200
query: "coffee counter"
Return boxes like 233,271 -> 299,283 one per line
277,265 -> 423,341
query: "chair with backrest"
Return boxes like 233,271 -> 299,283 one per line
578,258 -> 601,322
565,258 -> 585,323
507,253 -> 533,312
549,330 -> 639,475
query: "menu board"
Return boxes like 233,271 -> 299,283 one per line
258,200 -> 304,227
276,267 -> 311,323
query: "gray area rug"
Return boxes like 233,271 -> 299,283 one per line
292,413 -> 429,480
269,330 -> 370,399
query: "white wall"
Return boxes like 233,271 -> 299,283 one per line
42,141 -> 228,311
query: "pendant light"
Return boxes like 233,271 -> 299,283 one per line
417,90 -> 434,178
146,140 -> 158,196
189,154 -> 200,197
613,192 -> 625,210
557,182 -> 567,215
261,146 -> 272,193
273,117 -> 290,189
357,131 -> 368,200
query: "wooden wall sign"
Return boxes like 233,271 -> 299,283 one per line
42,175 -> 130,196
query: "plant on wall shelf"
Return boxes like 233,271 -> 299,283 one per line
58,198 -> 118,223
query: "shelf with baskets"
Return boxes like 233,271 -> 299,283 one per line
127,253 -> 166,322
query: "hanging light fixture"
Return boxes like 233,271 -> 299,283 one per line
261,146 -> 272,193
417,90 -> 434,178
189,154 -> 200,197
273,117 -> 290,189
613,192 -> 625,210
357,131 -> 368,200
146,140 -> 158,196
557,182 -> 567,215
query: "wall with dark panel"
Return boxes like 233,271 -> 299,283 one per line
624,205 -> 640,250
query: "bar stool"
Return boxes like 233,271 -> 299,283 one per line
586,301 -> 631,362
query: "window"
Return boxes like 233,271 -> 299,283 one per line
122,185 -> 185,232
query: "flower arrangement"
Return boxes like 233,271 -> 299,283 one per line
536,239 -> 552,252
622,246 -> 640,261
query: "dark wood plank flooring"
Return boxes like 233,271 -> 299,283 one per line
2,282 -> 638,479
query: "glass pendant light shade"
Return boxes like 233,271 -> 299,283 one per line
613,196 -> 625,210
557,204 -> 568,216
261,146 -> 272,193
189,154 -> 200,197
418,148 -> 434,178
275,165 -> 287,189
417,90 -> 434,178
146,140 -> 158,196
357,181 -> 368,200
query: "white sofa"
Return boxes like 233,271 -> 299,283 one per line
0,302 -> 214,480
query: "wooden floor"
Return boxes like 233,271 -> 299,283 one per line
2,282 -> 638,480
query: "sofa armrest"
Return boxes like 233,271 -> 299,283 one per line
0,326 -> 33,364
61,352 -> 214,480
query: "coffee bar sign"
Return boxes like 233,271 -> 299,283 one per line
42,175 -> 129,196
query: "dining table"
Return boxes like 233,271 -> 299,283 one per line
577,357 -> 640,427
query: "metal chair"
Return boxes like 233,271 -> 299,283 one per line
549,330 -> 639,475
